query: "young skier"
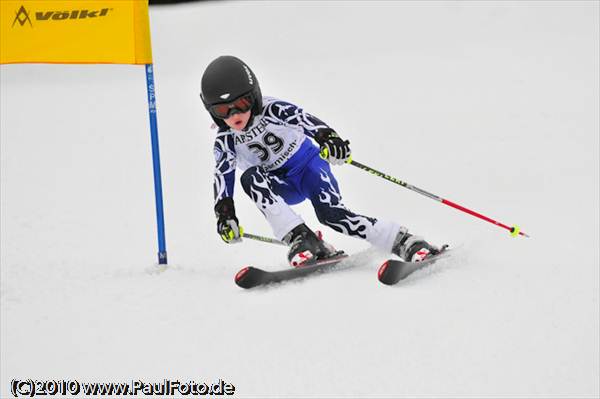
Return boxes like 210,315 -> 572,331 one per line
201,55 -> 441,267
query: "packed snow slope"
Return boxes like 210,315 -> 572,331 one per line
1,1 -> 598,397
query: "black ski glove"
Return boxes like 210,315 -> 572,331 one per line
215,197 -> 243,243
314,128 -> 351,165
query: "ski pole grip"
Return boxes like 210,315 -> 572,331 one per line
319,147 -> 329,160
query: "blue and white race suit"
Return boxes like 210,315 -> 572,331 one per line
212,96 -> 403,251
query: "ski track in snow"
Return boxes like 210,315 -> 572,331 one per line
1,2 -> 599,397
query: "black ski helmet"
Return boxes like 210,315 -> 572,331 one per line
200,56 -> 263,129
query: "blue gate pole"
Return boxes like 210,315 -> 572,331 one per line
144,64 -> 167,264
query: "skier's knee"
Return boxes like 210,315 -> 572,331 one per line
240,166 -> 268,196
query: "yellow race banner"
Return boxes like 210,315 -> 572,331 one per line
0,0 -> 152,64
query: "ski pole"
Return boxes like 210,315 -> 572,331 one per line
347,159 -> 530,238
243,232 -> 286,246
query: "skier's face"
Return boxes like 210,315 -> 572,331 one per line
224,110 -> 251,130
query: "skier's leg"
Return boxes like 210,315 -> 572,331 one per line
239,166 -> 304,240
301,155 -> 441,260
300,154 -> 406,253
240,166 -> 334,265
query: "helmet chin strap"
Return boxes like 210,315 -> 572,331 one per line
211,114 -> 228,130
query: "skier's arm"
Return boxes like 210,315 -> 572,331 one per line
213,134 -> 242,243
213,134 -> 236,202
264,100 -> 351,165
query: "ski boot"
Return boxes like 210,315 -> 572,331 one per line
392,232 -> 441,262
282,224 -> 336,267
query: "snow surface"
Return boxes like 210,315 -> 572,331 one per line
1,1 -> 599,397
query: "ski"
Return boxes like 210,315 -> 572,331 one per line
235,252 -> 348,289
377,245 -> 450,285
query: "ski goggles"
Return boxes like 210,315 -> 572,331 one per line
209,94 -> 254,119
